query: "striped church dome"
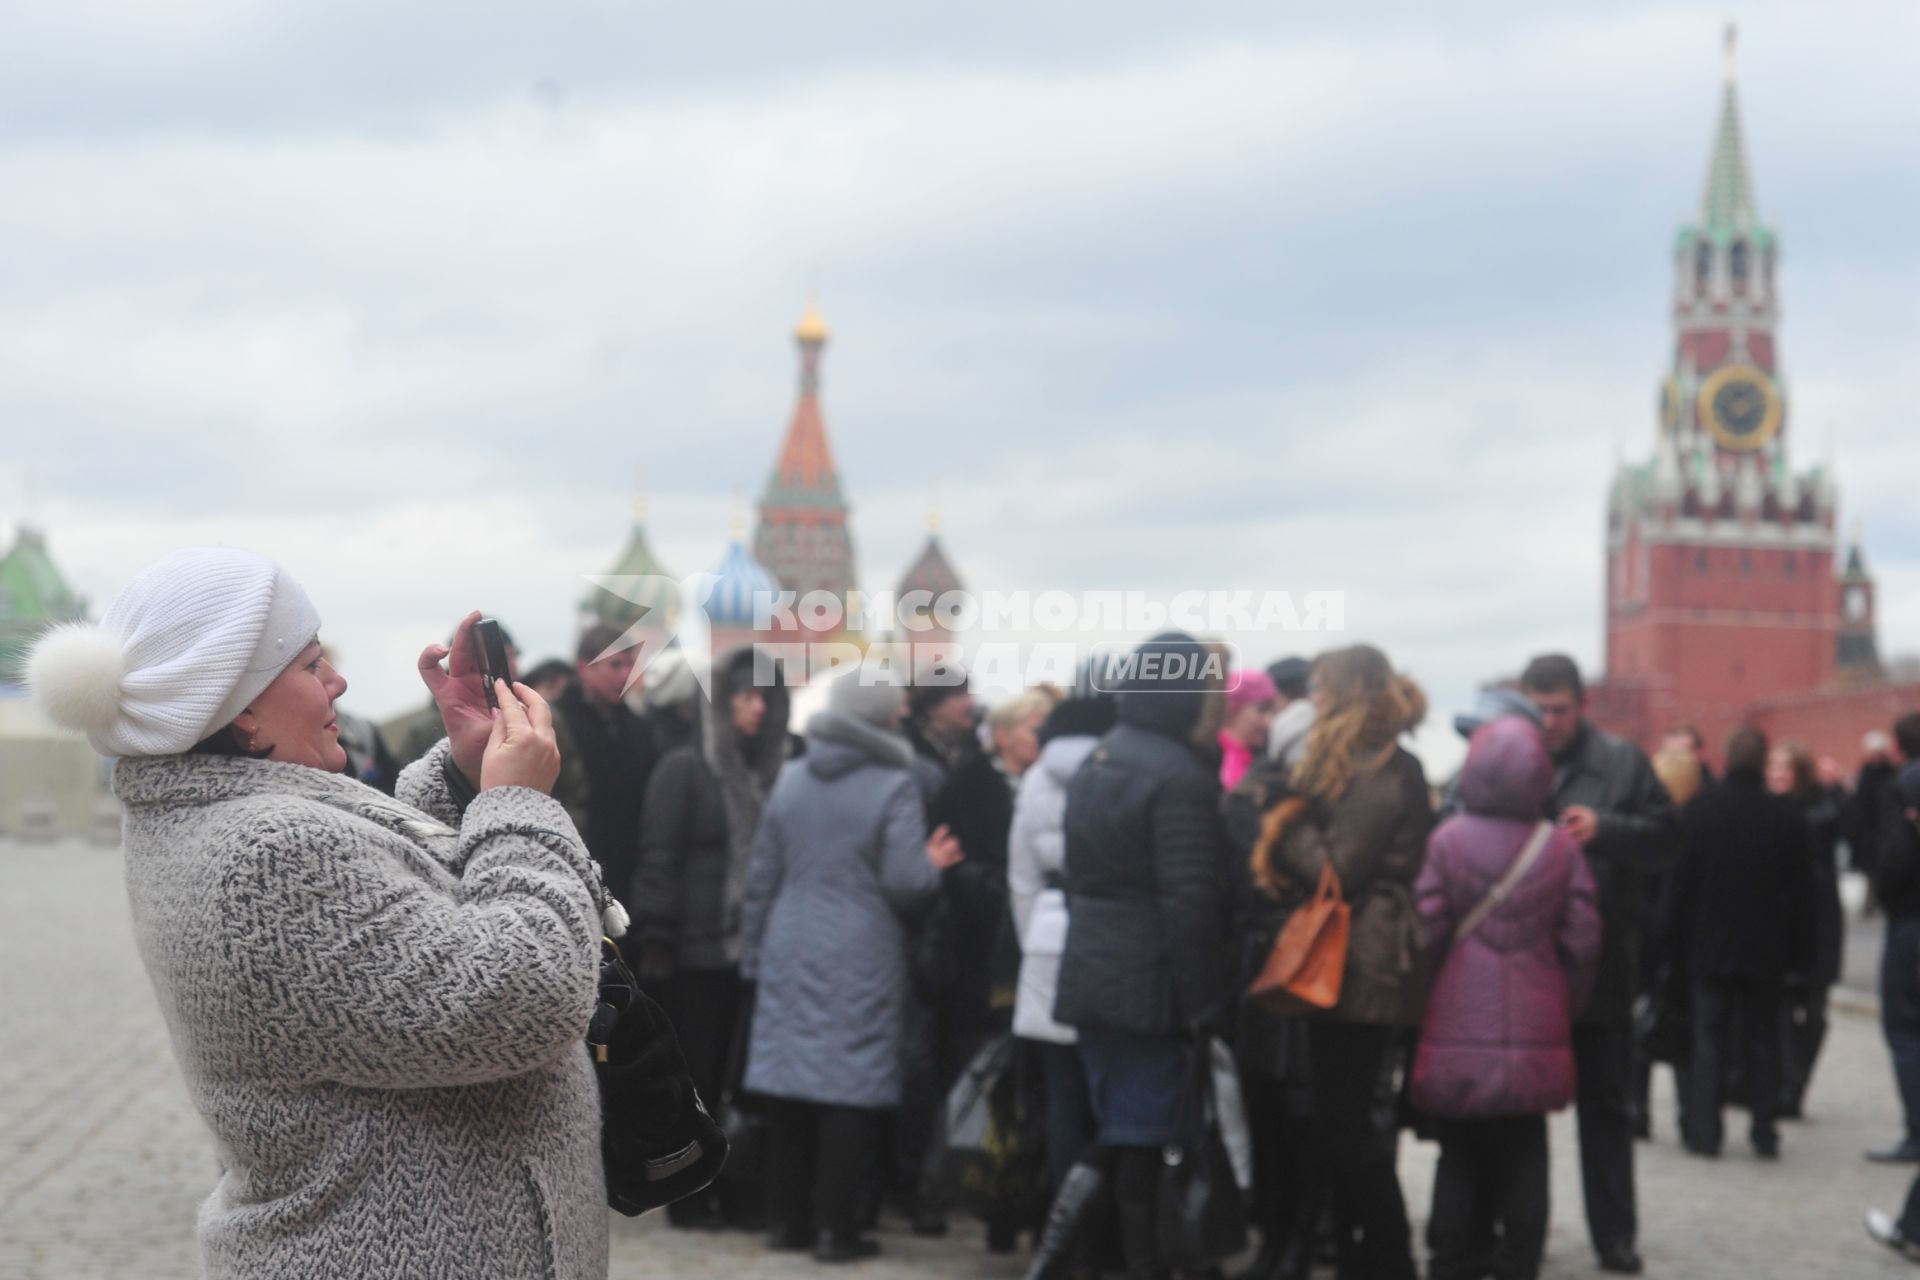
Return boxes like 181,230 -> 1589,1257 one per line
701,537 -> 781,630
581,494 -> 678,632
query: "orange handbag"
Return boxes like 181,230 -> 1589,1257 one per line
1248,862 -> 1349,1014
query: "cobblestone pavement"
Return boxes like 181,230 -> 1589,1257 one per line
4,838 -> 1918,1278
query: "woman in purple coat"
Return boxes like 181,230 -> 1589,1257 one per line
1411,715 -> 1602,1280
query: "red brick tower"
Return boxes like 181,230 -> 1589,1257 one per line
752,298 -> 860,637
1597,30 -> 1845,757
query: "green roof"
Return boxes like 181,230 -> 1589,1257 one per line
1701,82 -> 1758,237
0,526 -> 88,685
580,515 -> 677,630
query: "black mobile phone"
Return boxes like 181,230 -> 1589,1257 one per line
475,618 -> 510,709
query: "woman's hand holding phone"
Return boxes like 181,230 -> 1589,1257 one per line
480,679 -> 562,794
415,611 -> 494,788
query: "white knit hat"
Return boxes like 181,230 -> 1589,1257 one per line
28,548 -> 322,758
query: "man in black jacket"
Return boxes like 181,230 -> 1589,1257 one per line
1665,727 -> 1813,1159
896,670 -> 1018,1239
1522,654 -> 1675,1276
1868,716 -> 1920,1164
1851,730 -> 1898,918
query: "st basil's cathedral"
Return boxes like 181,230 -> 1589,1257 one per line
579,299 -> 965,664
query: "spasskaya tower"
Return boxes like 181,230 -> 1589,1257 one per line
1593,28 -> 1880,758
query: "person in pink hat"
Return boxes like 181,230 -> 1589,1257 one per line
1219,667 -> 1280,790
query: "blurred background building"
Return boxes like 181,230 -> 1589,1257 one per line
577,298 -> 968,669
0,526 -> 112,838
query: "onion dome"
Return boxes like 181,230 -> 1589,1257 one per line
701,531 -> 782,631
582,493 -> 677,631
794,296 -> 830,345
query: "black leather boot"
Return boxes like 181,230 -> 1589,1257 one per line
1022,1162 -> 1107,1280
1235,1209 -> 1315,1280
812,1229 -> 881,1263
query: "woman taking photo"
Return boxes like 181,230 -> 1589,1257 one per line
30,548 -> 619,1280
1252,643 -> 1431,1280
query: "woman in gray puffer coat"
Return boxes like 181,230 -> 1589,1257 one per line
28,549 -> 619,1280
739,668 -> 960,1263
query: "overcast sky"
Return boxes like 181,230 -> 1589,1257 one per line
4,1 -> 1917,772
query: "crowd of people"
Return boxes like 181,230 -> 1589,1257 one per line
31,547 -> 1920,1278
351,621 -> 1915,1277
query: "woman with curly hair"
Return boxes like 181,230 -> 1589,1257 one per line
1251,643 -> 1432,1280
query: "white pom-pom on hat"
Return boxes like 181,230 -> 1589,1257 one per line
28,622 -> 128,736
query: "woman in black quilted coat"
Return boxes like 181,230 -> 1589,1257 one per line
1049,633 -> 1234,1279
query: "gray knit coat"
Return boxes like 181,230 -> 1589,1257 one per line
115,743 -> 612,1279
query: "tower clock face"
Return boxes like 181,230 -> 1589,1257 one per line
1697,363 -> 1783,452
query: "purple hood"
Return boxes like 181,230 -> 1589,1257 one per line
1457,715 -> 1552,822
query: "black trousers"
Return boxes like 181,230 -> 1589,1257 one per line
1427,1116 -> 1549,1280
1898,1167 -> 1920,1240
1780,982 -> 1830,1113
1307,1022 -> 1415,1280
765,1100 -> 882,1242
1682,977 -> 1782,1154
659,968 -> 745,1224
1243,1075 -> 1322,1265
1571,1021 -> 1637,1253
1883,918 -> 1920,1146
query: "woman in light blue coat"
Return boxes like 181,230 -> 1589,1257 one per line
739,668 -> 960,1262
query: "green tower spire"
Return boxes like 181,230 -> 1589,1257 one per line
1701,24 -> 1758,239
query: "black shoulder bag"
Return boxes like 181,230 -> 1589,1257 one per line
588,938 -> 729,1215
1156,1038 -> 1248,1269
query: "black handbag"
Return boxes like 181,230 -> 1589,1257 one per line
1156,1039 -> 1248,1270
1633,965 -> 1692,1067
588,938 -> 729,1216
